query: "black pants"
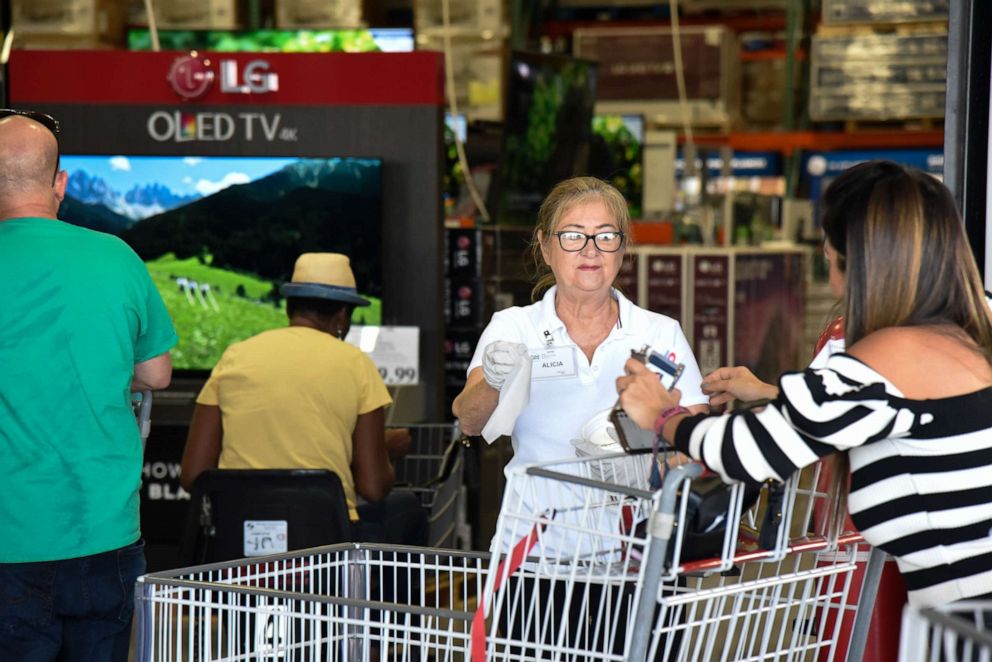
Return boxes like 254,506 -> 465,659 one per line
349,492 -> 429,653
500,574 -> 684,661
353,491 -> 429,547
499,575 -> 632,660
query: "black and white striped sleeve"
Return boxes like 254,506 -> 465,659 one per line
673,354 -> 922,484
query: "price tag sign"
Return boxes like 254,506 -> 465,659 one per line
243,520 -> 288,556
345,326 -> 420,385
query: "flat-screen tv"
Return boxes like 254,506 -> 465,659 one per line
590,114 -> 644,218
443,112 -> 467,214
487,51 -> 599,225
127,28 -> 415,52
57,154 -> 383,371
445,112 -> 468,144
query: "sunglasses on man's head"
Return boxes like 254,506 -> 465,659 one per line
0,109 -> 61,136
0,109 -> 62,184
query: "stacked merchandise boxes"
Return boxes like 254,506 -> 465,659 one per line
443,225 -> 531,549
414,0 -> 504,33
810,0 -> 948,122
821,0 -> 948,23
442,226 -> 532,414
415,0 -> 508,121
443,226 -> 485,416
11,0 -> 128,46
573,25 -> 740,130
127,0 -> 241,30
631,246 -> 807,382
275,0 -> 363,28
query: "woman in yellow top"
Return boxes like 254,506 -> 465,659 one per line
181,253 -> 426,546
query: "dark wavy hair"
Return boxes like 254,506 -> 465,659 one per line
818,160 -> 992,538
822,160 -> 992,352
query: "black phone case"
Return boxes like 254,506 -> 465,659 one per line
609,405 -> 660,452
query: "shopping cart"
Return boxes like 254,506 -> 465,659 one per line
900,601 -> 992,662
479,453 -> 883,662
392,423 -> 472,549
135,544 -> 488,661
135,453 -> 881,661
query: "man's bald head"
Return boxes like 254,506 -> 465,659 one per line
0,115 -> 63,219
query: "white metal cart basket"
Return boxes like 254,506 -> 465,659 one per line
136,453 -> 883,661
479,453 -> 882,662
901,601 -> 992,662
136,545 -> 488,661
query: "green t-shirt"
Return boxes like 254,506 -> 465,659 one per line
0,217 -> 178,562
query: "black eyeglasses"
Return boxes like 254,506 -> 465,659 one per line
552,231 -> 625,253
0,109 -> 62,184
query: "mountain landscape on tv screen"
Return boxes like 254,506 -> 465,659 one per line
57,156 -> 383,369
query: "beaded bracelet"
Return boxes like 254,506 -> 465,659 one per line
653,405 -> 690,437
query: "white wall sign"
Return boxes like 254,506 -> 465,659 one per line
345,326 -> 420,385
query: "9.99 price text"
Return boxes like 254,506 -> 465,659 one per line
378,366 -> 417,384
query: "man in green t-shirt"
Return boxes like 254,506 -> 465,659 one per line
0,111 -> 178,661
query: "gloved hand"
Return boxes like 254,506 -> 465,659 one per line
482,341 -> 529,391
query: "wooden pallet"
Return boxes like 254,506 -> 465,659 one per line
840,117 -> 944,133
816,20 -> 947,38
645,117 -> 737,136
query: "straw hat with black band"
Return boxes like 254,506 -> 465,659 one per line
280,253 -> 370,307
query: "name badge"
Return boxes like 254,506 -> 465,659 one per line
529,346 -> 578,380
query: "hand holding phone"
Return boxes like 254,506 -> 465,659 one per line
611,346 -> 684,453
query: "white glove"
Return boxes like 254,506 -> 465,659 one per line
482,341 -> 529,391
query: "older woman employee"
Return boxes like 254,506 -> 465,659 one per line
453,176 -> 708,468
453,176 -> 708,657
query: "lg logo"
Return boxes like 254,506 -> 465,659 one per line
167,54 -> 213,99
219,59 -> 280,94
167,53 -> 279,100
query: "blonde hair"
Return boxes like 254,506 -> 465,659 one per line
819,160 -> 992,538
528,176 -> 632,301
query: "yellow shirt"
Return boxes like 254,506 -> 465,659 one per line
197,326 -> 391,520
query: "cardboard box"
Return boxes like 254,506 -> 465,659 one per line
742,58 -> 787,127
445,228 -> 483,278
415,0 -> 506,35
573,25 -> 739,127
275,0 -> 363,29
129,0 -> 240,30
822,0 -> 948,24
810,32 -> 947,120
417,33 -> 504,116
445,276 -> 485,327
12,0 -> 124,38
632,246 -> 807,380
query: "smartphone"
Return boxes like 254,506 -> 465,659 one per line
642,348 -> 684,391
611,346 -> 684,453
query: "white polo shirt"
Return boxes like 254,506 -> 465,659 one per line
468,286 -> 707,476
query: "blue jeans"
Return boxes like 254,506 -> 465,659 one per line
0,539 -> 145,662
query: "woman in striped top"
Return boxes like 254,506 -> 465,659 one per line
617,160 -> 992,608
